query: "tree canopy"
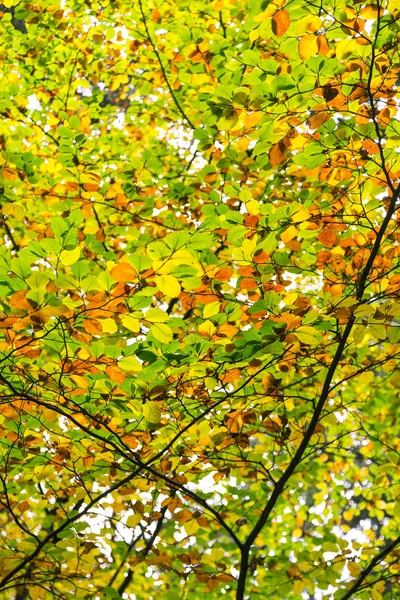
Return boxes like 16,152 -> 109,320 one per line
1,0 -> 400,598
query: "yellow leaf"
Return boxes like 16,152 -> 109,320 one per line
121,315 -> 141,333
145,308 -> 168,323
154,274 -> 181,298
348,561 -> 361,577
246,199 -> 260,215
295,15 -> 322,35
294,326 -> 322,345
292,528 -> 303,538
298,34 -> 319,59
100,318 -> 118,333
293,580 -> 307,595
151,323 -> 173,343
281,225 -> 298,244
292,208 -> 310,223
143,401 -> 161,424
119,356 -> 142,371
126,514 -> 143,528
204,302 -> 220,318
29,588 -> 43,600
336,38 -> 357,62
70,375 -> 89,389
198,320 -> 217,337
60,247 -> 81,265
184,519 -> 200,535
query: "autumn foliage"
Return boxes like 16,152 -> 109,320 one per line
1,0 -> 400,599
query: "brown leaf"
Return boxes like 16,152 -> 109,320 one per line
174,509 -> 193,523
269,140 -> 287,167
322,85 -> 339,102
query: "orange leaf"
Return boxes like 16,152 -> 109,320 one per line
218,322 -> 239,337
238,266 -> 256,276
244,111 -> 263,129
318,228 -> 339,248
82,319 -> 103,335
240,277 -> 258,290
213,267 -> 234,281
269,140 -> 287,167
272,9 -> 290,36
308,111 -> 331,130
105,365 -> 126,384
2,167 -> 18,181
317,35 -> 330,56
222,368 -> 241,383
110,262 -> 137,282
298,34 -> 318,59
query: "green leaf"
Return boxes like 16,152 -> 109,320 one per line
143,401 -> 161,424
294,326 -> 322,346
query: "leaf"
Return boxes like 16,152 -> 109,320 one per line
121,315 -> 141,333
214,267 -> 234,281
336,38 -> 357,62
154,274 -> 181,297
198,320 -> 217,337
101,587 -> 123,599
151,323 -> 173,343
110,262 -> 137,282
389,326 -> 400,343
119,355 -> 142,371
143,401 -> 161,424
318,228 -> 339,248
298,34 -> 319,59
174,509 -> 193,523
242,49 -> 259,66
105,365 -> 126,384
203,301 -> 220,318
281,225 -> 298,244
294,326 -> 322,345
59,247 -> 81,265
269,140 -> 287,166
272,9 -> 290,37
146,308 -> 169,323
